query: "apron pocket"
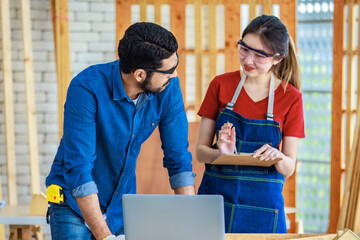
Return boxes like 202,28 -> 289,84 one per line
237,139 -> 270,153
224,202 -> 279,233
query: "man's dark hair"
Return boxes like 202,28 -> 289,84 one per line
118,22 -> 178,74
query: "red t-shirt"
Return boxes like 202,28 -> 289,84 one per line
198,70 -> 305,138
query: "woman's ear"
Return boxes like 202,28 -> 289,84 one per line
133,69 -> 147,82
273,54 -> 285,66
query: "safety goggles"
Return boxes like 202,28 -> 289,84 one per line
238,39 -> 280,64
143,52 -> 179,74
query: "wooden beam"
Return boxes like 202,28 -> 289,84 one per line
249,0 -> 257,21
0,176 -> 4,238
345,0 -> 355,172
338,96 -> 359,229
170,0 -> 187,105
0,0 -> 18,206
208,0 -> 217,83
50,0 -> 72,140
343,0 -> 356,230
116,0 -> 132,45
353,137 -> 360,233
140,0 -> 147,22
194,0 -> 203,114
279,0 -> 297,233
263,0 -> 272,15
154,0 -> 162,25
20,0 -> 41,195
328,0 -> 345,233
224,0 -> 240,72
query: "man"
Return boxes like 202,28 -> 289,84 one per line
46,22 -> 196,240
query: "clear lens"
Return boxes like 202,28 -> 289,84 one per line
238,46 -> 272,64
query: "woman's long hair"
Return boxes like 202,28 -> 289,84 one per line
242,15 -> 301,91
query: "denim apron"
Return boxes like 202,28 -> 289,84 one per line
198,72 -> 286,233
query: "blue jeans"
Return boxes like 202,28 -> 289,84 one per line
49,202 -> 124,240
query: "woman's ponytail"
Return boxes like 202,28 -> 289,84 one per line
274,35 -> 301,91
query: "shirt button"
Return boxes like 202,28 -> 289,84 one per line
108,207 -> 110,210
132,135 -> 135,138
151,123 -> 155,126
115,192 -> 119,195
121,174 -> 125,178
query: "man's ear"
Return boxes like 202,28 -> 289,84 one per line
133,69 -> 147,82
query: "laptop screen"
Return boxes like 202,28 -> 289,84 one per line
122,194 -> 225,240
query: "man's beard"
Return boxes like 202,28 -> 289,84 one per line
138,75 -> 171,94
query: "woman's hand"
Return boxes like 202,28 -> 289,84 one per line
217,122 -> 236,155
253,143 -> 284,161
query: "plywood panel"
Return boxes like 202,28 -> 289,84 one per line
136,122 -> 204,193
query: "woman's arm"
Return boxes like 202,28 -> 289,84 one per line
253,136 -> 299,178
275,136 -> 299,177
195,117 -> 219,163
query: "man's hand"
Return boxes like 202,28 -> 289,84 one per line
174,185 -> 195,195
104,235 -> 125,240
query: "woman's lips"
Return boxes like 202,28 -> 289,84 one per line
244,65 -> 255,71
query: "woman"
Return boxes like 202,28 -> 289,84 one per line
196,15 -> 305,233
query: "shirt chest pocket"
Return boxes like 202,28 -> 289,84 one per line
135,119 -> 159,144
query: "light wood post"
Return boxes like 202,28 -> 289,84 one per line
0,0 -> 18,207
20,0 -> 41,196
208,0 -> 217,83
170,0 -> 187,104
194,0 -> 203,113
328,0 -> 345,233
115,0 -> 132,45
224,0 -> 240,73
279,0 -> 297,233
50,0 -> 71,140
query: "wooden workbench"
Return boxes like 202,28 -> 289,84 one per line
225,233 -> 337,240
0,205 -> 46,240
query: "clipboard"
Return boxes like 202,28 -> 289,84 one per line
211,153 -> 282,167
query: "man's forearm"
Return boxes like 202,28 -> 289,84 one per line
174,185 -> 195,195
76,193 -> 112,240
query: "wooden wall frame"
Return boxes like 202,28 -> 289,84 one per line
329,0 -> 360,233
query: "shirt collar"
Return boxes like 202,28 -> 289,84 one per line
113,60 -> 154,101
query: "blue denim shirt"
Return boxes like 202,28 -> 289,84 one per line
46,60 -> 195,233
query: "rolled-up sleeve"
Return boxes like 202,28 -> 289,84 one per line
159,78 -> 195,189
63,77 -> 98,197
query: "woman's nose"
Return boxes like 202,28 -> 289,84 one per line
243,53 -> 254,64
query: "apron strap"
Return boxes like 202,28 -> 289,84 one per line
226,72 -> 276,121
226,73 -> 246,111
266,72 -> 275,121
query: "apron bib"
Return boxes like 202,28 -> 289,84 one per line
198,73 -> 287,233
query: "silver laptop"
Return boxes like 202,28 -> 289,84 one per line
122,194 -> 225,240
